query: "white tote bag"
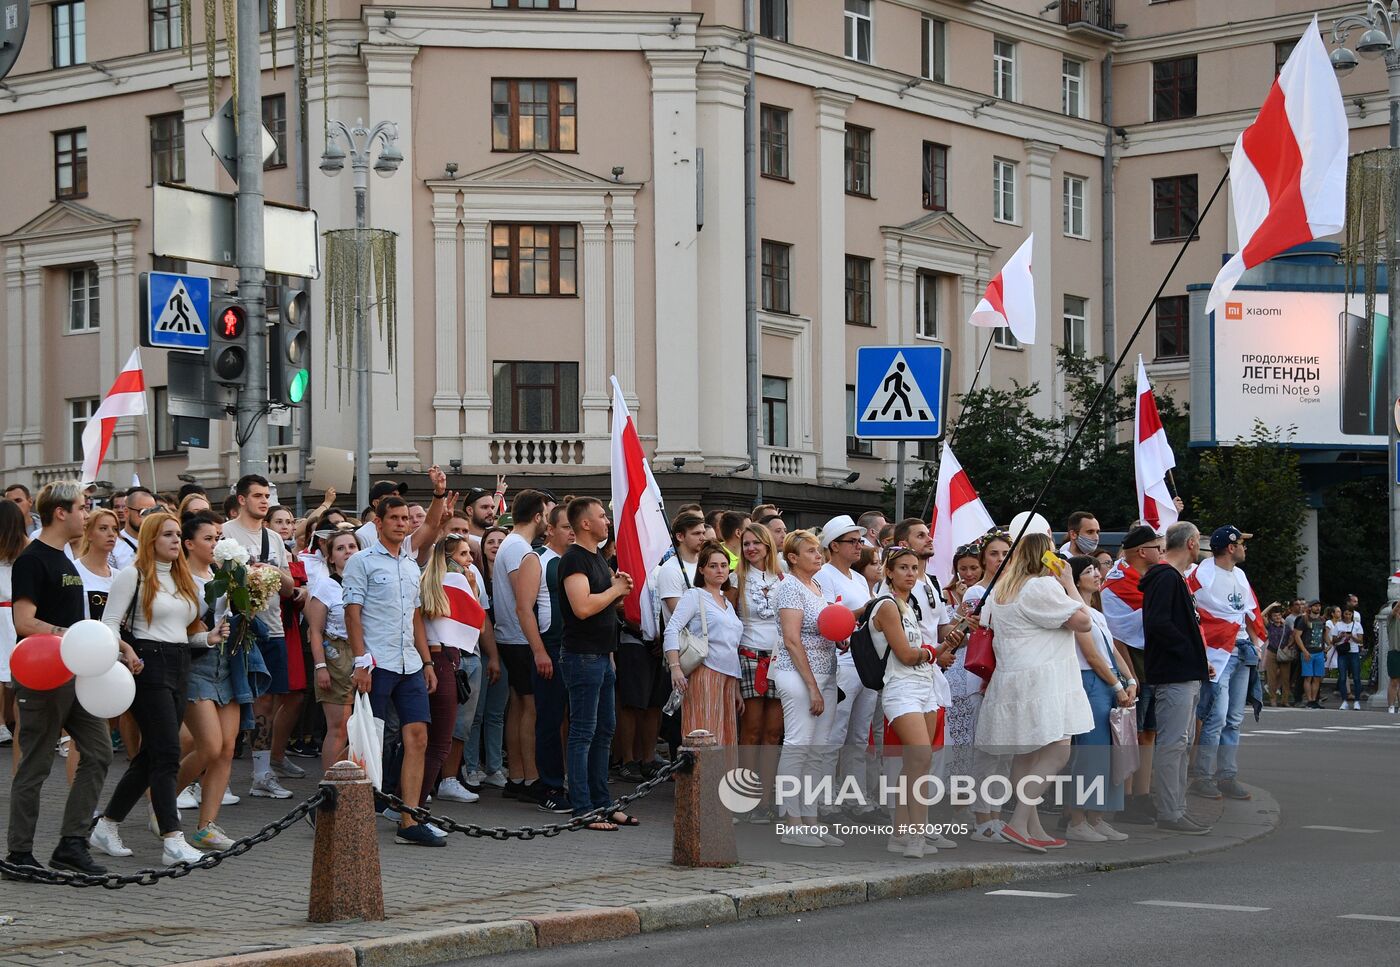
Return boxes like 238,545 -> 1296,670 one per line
346,691 -> 385,790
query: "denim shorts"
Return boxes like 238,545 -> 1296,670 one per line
186,649 -> 235,706
369,667 -> 431,725
256,633 -> 290,695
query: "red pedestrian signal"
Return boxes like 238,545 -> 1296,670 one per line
208,296 -> 250,387
218,305 -> 247,339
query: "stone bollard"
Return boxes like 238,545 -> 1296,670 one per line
672,730 -> 737,868
308,760 -> 385,923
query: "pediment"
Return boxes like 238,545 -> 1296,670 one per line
455,153 -> 623,188
883,210 -> 994,253
2,201 -> 140,243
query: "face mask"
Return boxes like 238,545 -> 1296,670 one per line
1074,534 -> 1099,553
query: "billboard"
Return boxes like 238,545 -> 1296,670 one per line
1210,289 -> 1389,449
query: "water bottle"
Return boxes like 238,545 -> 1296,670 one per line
662,687 -> 684,716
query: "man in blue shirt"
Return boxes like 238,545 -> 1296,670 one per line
342,496 -> 440,847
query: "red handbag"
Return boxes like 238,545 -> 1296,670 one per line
964,625 -> 996,681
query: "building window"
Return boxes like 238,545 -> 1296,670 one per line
150,113 -> 185,185
492,0 -> 577,7
52,2 -> 86,68
1153,56 -> 1197,121
921,17 -> 946,82
922,141 -> 947,211
916,271 -> 939,339
492,362 -> 580,434
1063,296 -> 1088,355
761,240 -> 791,314
491,224 -> 578,297
845,256 -> 873,327
762,376 -> 790,448
992,326 -> 1019,349
263,95 -> 288,169
1155,295 -> 1189,360
149,0 -> 182,52
993,157 -> 1017,223
760,0 -> 787,42
491,79 -> 577,152
993,38 -> 1017,100
151,387 -> 186,455
1063,174 -> 1087,238
1062,58 -> 1085,118
258,0 -> 292,30
844,0 -> 872,64
760,105 -> 790,179
68,265 -> 100,332
54,128 -> 87,199
1275,40 -> 1297,76
844,125 -> 871,196
846,386 -> 872,456
68,397 -> 98,462
1152,174 -> 1199,240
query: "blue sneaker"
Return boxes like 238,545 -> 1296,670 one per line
395,824 -> 446,847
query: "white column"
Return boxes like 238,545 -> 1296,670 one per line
814,89 -> 855,481
21,269 -> 43,463
645,50 -> 703,463
431,187 -> 461,465
695,62 -> 748,468
461,219 -> 491,462
362,44 -> 421,468
958,273 -> 982,394
3,256 -> 24,469
1024,139 -> 1060,421
609,193 -> 638,409
581,220 -> 609,436
1219,144 -> 1238,251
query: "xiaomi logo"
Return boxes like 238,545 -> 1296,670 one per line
1224,302 -> 1243,320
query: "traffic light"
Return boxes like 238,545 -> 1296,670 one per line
208,296 -> 250,386
270,288 -> 310,405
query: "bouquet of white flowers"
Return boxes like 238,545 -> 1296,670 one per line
206,538 -> 282,652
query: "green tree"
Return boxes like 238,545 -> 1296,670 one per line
1192,421 -> 1306,601
1317,475 -> 1388,613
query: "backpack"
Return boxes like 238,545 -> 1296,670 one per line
848,595 -> 896,691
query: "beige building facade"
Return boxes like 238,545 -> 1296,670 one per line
0,1 -> 1385,515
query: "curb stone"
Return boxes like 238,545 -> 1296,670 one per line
524,908 -> 640,948
724,874 -> 870,919
354,922 -> 535,967
177,945 -> 358,967
634,894 -> 739,932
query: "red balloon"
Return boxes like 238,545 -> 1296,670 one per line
10,634 -> 74,691
817,604 -> 857,642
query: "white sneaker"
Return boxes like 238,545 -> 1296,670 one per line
903,839 -> 929,859
221,789 -> 241,805
464,770 -> 487,787
0,723 -> 12,745
88,818 -> 133,857
481,770 -> 508,789
177,783 -> 201,809
162,834 -> 205,865
818,831 -> 845,847
271,758 -> 306,779
887,835 -> 911,854
436,778 -> 480,803
423,822 -> 448,839
249,775 -> 293,799
1091,820 -> 1129,842
779,832 -> 825,848
148,808 -> 181,840
1065,821 -> 1108,843
56,736 -> 71,758
925,831 -> 958,849
1389,706 -> 1396,714
974,820 -> 1007,844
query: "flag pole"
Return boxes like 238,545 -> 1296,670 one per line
141,399 -> 158,490
918,327 -> 994,521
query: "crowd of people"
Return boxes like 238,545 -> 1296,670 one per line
0,476 -> 1389,876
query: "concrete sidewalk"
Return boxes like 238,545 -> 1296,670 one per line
0,758 -> 1278,967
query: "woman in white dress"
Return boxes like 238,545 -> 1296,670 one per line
735,523 -> 785,820
976,531 -> 1093,853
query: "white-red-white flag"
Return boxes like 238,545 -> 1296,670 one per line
1187,559 -> 1262,679
1102,560 -> 1145,650
610,376 -> 671,639
968,234 -> 1036,344
1135,356 -> 1179,535
1206,18 -> 1346,315
929,441 -> 995,585
424,571 -> 486,653
80,349 -> 146,485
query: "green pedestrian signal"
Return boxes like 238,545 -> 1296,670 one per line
271,288 -> 311,406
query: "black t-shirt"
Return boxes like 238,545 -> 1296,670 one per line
559,545 -> 618,655
11,540 -> 86,630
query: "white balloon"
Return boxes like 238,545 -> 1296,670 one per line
1009,511 -> 1053,539
75,662 -> 136,719
60,619 -> 120,678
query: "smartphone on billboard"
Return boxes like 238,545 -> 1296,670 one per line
1340,310 -> 1391,436
1368,311 -> 1391,436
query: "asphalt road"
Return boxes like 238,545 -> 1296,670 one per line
468,705 -> 1400,967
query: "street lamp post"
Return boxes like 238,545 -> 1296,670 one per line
319,119 -> 403,508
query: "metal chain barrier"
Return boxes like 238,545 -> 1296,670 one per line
378,750 -> 695,841
0,789 -> 330,888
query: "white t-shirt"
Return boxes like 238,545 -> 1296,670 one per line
74,559 -> 114,622
491,532 -> 536,643
109,530 -> 138,571
309,574 -> 348,640
1078,608 -> 1118,673
219,517 -> 289,633
817,563 -> 870,667
737,569 -> 782,653
872,597 -> 932,686
654,554 -> 698,621
0,561 -> 15,683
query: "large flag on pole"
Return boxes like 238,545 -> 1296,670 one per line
1135,356 -> 1179,535
81,349 -> 146,484
968,234 -> 1036,344
609,376 -> 671,639
1205,17 -> 1346,315
928,441 -> 995,584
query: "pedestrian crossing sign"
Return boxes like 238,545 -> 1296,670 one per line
142,271 -> 212,351
855,345 -> 949,440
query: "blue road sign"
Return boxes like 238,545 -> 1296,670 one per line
855,345 -> 949,440
144,271 -> 211,350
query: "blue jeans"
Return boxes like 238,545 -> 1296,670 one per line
1337,652 -> 1363,702
560,652 -> 616,816
532,641 -> 568,790
1193,646 -> 1251,781
466,656 -> 509,776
